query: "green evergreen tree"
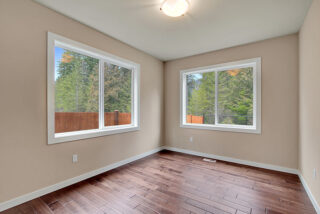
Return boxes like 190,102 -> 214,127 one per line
55,50 -> 99,113
104,63 -> 131,113
55,49 -> 132,114
187,68 -> 253,125
187,72 -> 215,124
218,68 -> 253,125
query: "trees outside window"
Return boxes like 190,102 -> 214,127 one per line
181,58 -> 261,133
48,32 -> 140,144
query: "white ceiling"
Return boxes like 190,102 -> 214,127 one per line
35,0 -> 312,61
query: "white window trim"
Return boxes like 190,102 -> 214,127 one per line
180,58 -> 261,134
47,32 -> 140,144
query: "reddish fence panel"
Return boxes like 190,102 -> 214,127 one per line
55,112 -> 131,133
117,112 -> 131,125
55,112 -> 99,133
104,112 -> 115,127
186,115 -> 204,124
104,112 -> 131,126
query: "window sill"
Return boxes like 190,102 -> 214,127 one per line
180,123 -> 261,134
48,125 -> 140,144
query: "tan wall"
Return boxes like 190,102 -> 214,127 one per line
299,0 -> 320,206
0,0 -> 164,202
164,34 -> 299,169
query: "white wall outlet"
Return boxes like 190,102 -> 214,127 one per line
72,154 -> 78,163
189,136 -> 193,143
313,168 -> 317,179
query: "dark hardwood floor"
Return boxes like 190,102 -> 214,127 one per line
2,150 -> 316,214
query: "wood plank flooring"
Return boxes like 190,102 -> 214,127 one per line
1,150 -> 316,214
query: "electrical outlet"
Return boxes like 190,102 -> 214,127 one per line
189,136 -> 193,143
313,168 -> 317,179
72,154 -> 78,163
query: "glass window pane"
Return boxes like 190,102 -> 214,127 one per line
218,67 -> 253,125
186,72 -> 215,125
104,63 -> 132,127
54,47 -> 99,133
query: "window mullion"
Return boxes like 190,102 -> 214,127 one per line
99,60 -> 105,129
215,71 -> 219,125
131,68 -> 134,126
253,65 -> 257,127
183,74 -> 187,124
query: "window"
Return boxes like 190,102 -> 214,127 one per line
181,58 -> 261,133
48,32 -> 140,144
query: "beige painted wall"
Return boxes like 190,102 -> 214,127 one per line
165,34 -> 299,169
0,0 -> 164,203
299,0 -> 320,206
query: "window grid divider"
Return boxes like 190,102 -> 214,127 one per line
99,60 -> 105,129
215,71 -> 219,125
130,68 -> 135,126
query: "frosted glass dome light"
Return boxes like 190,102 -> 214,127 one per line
161,0 -> 190,17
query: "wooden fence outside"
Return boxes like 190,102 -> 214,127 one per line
186,115 -> 204,124
55,111 -> 131,133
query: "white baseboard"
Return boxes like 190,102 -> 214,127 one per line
164,146 -> 320,213
163,146 -> 299,174
1,146 -> 319,214
0,147 -> 164,212
299,174 -> 320,214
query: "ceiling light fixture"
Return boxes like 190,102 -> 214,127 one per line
160,0 -> 190,17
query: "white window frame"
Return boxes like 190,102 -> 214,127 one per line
180,58 -> 261,134
47,32 -> 140,144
